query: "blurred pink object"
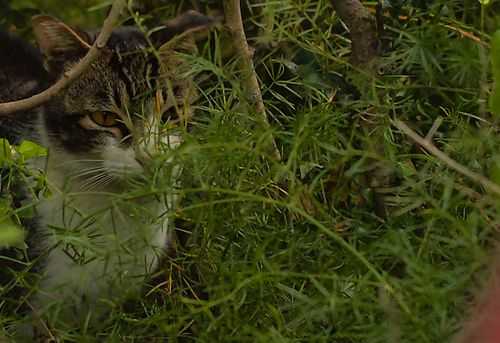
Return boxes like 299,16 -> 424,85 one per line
456,259 -> 500,342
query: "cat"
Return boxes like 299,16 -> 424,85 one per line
0,10 -> 215,333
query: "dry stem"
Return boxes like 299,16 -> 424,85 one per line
394,119 -> 500,197
223,0 -> 281,161
0,0 -> 126,115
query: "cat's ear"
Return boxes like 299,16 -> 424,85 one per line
151,10 -> 219,53
32,15 -> 92,59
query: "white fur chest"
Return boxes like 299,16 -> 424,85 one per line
33,167 -> 172,314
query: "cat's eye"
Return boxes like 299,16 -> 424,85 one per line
90,111 -> 119,127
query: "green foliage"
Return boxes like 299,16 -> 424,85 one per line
490,30 -> 500,116
0,140 -> 23,248
2,0 -> 500,342
17,140 -> 47,160
0,138 -> 46,248
0,217 -> 24,248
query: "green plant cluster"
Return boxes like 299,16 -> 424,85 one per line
2,0 -> 500,342
0,139 -> 46,248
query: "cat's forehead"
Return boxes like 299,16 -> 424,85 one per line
105,27 -> 149,52
70,28 -> 156,104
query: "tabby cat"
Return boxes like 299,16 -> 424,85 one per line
0,10 -> 213,332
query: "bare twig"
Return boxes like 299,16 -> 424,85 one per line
440,24 -> 489,47
223,0 -> 281,161
394,119 -> 500,197
0,0 -> 126,116
424,116 -> 443,141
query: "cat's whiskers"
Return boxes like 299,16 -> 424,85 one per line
79,171 -> 111,191
78,172 -> 103,189
91,174 -> 115,191
82,176 -> 113,192
69,166 -> 108,180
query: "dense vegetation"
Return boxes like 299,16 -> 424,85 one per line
2,0 -> 500,341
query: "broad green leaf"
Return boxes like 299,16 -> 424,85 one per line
0,138 -> 12,163
490,30 -> 500,117
0,219 -> 24,248
18,140 -> 47,160
0,198 -> 11,217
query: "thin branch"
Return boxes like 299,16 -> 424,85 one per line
440,24 -> 489,47
394,119 -> 500,197
223,0 -> 281,161
0,0 -> 126,116
424,116 -> 443,141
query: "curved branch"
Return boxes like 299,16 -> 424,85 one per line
223,0 -> 281,161
0,0 -> 126,116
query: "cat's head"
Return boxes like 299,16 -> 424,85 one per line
31,11 -> 214,188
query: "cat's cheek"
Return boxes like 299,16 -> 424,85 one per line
101,139 -> 143,177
